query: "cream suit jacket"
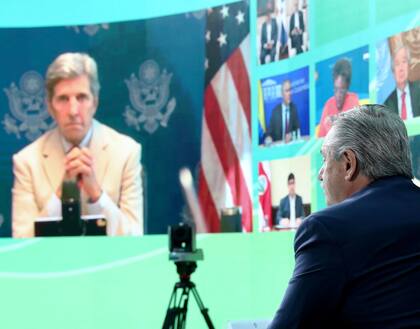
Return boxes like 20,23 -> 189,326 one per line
12,120 -> 143,237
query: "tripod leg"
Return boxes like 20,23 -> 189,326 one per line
190,285 -> 215,329
162,283 -> 191,329
178,288 -> 189,329
162,285 -> 178,329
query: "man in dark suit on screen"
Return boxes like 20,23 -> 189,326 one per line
289,0 -> 305,55
276,173 -> 304,228
266,80 -> 300,144
260,9 -> 278,64
269,104 -> 420,329
384,45 -> 420,119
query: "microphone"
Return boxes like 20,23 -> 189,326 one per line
61,177 -> 82,236
179,168 -> 207,233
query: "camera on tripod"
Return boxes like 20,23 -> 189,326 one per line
162,168 -> 215,329
164,221 -> 214,329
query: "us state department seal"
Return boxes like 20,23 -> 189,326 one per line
123,60 -> 176,134
67,24 -> 109,36
2,71 -> 55,141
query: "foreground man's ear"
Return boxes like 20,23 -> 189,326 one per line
343,150 -> 358,182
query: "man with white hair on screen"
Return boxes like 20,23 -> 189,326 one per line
12,52 -> 143,237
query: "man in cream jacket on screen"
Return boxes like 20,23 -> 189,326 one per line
12,52 -> 143,238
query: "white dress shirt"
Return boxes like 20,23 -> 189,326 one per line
289,195 -> 296,227
266,21 -> 272,46
293,11 -> 300,30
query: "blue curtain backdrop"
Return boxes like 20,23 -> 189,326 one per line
376,39 -> 396,104
0,11 -> 206,236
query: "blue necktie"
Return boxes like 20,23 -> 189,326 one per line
280,22 -> 287,46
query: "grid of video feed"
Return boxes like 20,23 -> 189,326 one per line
256,1 -> 420,232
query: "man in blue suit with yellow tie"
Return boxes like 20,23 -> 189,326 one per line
269,104 -> 420,328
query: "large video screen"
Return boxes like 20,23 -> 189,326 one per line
0,0 -> 418,239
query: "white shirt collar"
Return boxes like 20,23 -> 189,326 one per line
396,84 -> 409,97
60,125 -> 94,153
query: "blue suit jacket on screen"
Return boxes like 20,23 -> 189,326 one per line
276,194 -> 304,225
269,176 -> 420,329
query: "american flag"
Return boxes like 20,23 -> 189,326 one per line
198,1 -> 252,232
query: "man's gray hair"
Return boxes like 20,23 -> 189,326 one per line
326,104 -> 413,180
391,45 -> 411,70
45,52 -> 100,101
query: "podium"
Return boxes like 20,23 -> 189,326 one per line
35,215 -> 107,237
35,181 -> 107,237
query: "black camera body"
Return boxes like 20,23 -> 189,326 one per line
169,222 -> 196,252
168,222 -> 203,263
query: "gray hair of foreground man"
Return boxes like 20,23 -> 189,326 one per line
325,104 -> 413,180
45,52 -> 100,101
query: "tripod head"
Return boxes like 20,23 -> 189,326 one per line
170,248 -> 204,281
175,261 -> 196,282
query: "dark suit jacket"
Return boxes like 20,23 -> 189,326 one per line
384,81 -> 420,118
267,102 -> 300,142
289,10 -> 305,50
276,194 -> 304,225
269,176 -> 420,329
261,19 -> 278,52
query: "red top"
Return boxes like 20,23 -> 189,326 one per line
318,92 -> 359,137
